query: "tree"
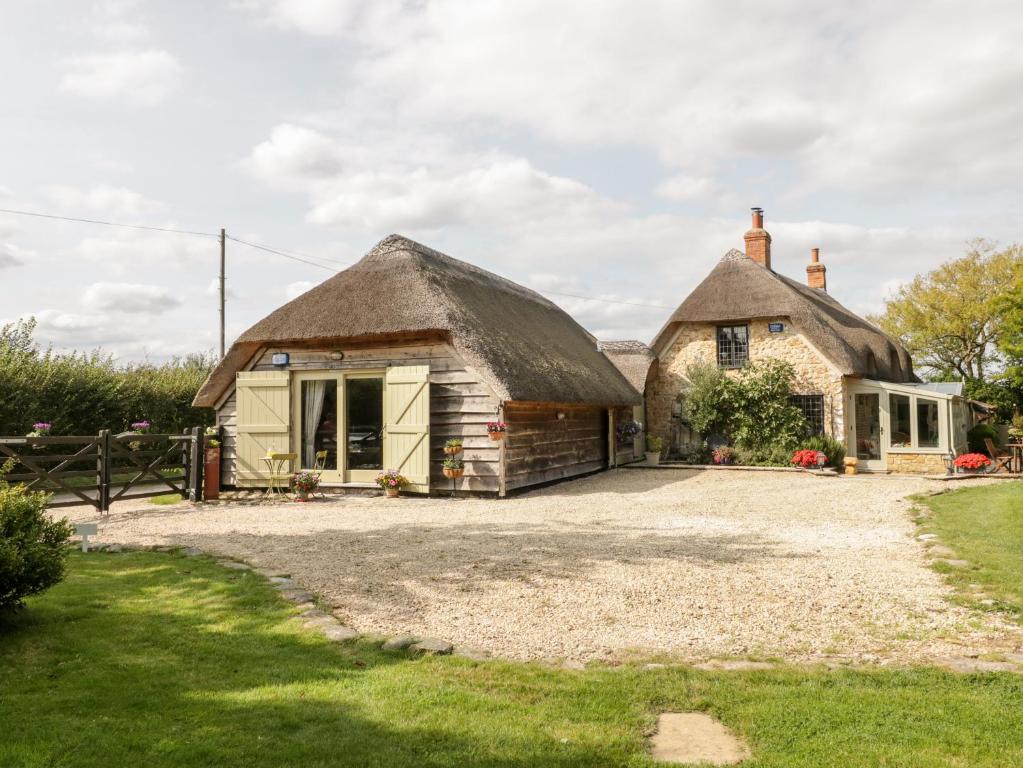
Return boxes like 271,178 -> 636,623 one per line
869,241 -> 1021,380
998,257 -> 1023,395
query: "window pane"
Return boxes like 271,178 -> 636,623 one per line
890,394 -> 911,447
791,394 -> 825,436
301,380 -> 337,469
346,378 -> 383,470
855,393 -> 881,460
716,325 -> 749,368
917,398 -> 940,448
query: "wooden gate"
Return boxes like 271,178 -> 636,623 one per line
0,427 -> 203,513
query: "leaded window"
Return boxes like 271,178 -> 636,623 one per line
716,325 -> 749,368
790,394 -> 825,436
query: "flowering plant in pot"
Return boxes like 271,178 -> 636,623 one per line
645,435 -> 663,466
442,457 -> 464,479
375,469 -> 409,497
953,453 -> 991,473
791,449 -> 821,468
712,446 -> 736,465
27,421 -> 52,438
616,419 -> 642,440
444,438 -> 463,455
290,470 -> 320,501
486,421 -> 507,441
128,420 -> 151,451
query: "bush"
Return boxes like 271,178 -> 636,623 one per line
797,434 -> 847,468
734,444 -> 792,467
0,469 -> 73,611
684,443 -> 712,465
967,423 -> 1000,454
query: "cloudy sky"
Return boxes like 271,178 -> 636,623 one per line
2,1 -> 1022,361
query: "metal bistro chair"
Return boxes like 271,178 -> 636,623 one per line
983,438 -> 1014,474
312,450 -> 329,498
262,452 -> 297,501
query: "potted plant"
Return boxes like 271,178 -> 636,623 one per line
27,422 -> 51,450
645,435 -> 663,466
486,421 -> 507,441
712,446 -> 736,465
952,452 -> 992,474
442,457 -> 464,479
290,470 -> 319,501
616,419 -> 642,441
128,420 -> 151,451
444,438 -> 463,455
375,469 -> 409,498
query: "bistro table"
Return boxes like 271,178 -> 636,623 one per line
261,452 -> 297,501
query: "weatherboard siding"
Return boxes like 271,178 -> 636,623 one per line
503,404 -> 609,491
214,342 -> 503,493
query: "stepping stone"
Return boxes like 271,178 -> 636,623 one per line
410,638 -> 454,655
561,659 -> 586,671
935,559 -> 971,568
280,589 -> 316,603
182,547 -> 203,557
927,545 -> 957,558
269,576 -> 292,585
650,712 -> 751,764
694,660 -> 775,672
381,635 -> 417,651
916,534 -> 938,541
104,543 -> 123,553
303,615 -> 339,631
219,561 -> 252,570
322,625 -> 360,642
938,657 -> 1019,674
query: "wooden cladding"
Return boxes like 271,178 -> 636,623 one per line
503,403 -> 609,491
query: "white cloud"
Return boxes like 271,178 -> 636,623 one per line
83,282 -> 183,314
46,184 -> 164,218
285,280 -> 316,300
0,243 -> 30,269
59,49 -> 182,106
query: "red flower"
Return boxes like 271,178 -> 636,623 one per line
952,453 -> 991,470
791,449 -> 820,468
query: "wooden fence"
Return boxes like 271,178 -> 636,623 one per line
0,428 -> 204,513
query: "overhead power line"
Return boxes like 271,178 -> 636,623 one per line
0,206 -> 217,238
0,205 -> 673,312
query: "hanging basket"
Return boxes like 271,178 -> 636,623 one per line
443,445 -> 463,455
443,467 -> 465,479
488,431 -> 505,442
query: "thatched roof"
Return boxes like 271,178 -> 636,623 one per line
651,249 -> 917,383
194,235 -> 641,407
599,340 -> 656,394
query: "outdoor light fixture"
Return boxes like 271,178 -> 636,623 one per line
329,350 -> 345,361
815,451 -> 827,470
942,453 -> 956,475
557,412 -> 566,420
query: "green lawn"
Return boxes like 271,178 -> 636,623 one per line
919,481 -> 1023,621
2,552 -> 1022,767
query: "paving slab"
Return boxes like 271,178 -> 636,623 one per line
650,712 -> 750,764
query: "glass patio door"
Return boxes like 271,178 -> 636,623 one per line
852,391 -> 886,471
295,371 -> 384,484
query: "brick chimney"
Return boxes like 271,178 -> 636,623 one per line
744,207 -> 772,270
806,247 -> 827,291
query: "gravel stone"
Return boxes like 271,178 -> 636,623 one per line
50,470 -> 1021,664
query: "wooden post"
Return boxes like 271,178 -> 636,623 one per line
219,228 -> 226,358
188,427 -> 203,502
97,429 -> 111,514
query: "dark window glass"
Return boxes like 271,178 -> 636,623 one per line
917,398 -> 940,448
890,394 -> 911,447
346,378 -> 384,470
716,325 -> 749,368
790,394 -> 825,436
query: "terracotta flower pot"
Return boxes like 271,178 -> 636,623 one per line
489,431 -> 505,442
443,446 -> 463,455
386,488 -> 400,498
443,467 -> 464,479
295,489 -> 310,502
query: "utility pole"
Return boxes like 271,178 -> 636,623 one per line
219,228 -> 226,358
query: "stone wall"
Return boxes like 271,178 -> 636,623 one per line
648,317 -> 846,454
886,452 -> 947,475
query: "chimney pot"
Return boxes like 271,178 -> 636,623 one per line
744,207 -> 771,270
807,247 -> 827,291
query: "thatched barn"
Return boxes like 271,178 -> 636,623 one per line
193,235 -> 641,495
598,340 -> 657,463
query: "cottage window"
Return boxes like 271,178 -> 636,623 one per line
790,394 -> 825,436
890,394 -> 912,448
716,325 -> 749,368
916,398 -> 940,448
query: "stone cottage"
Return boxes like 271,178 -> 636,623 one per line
645,209 -> 973,473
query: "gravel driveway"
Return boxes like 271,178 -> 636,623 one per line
56,469 -> 1020,663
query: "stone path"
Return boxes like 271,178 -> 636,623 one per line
650,713 -> 750,764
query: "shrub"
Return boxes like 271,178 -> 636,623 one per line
797,434 -> 846,468
0,467 -> 73,611
734,444 -> 792,467
684,443 -> 712,465
646,435 -> 664,454
953,453 -> 991,471
712,446 -> 736,465
967,423 -> 1000,453
680,363 -> 731,436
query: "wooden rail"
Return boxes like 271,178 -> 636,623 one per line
0,427 -> 204,513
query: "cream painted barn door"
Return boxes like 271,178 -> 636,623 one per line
383,365 -> 430,493
235,371 -> 291,486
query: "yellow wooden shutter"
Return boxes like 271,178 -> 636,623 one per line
383,365 -> 430,493
235,371 -> 291,486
